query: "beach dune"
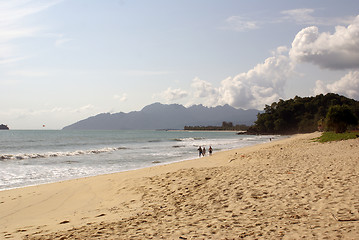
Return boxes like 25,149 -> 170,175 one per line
1,132 -> 359,239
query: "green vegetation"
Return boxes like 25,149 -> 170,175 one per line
248,93 -> 359,135
314,131 -> 359,143
325,105 -> 358,133
184,121 -> 249,131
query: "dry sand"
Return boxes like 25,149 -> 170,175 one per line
1,132 -> 358,239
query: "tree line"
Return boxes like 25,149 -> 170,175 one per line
247,93 -> 359,134
184,121 -> 249,131
183,94 -> 358,134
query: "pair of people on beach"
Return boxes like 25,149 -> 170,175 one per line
197,146 -> 213,157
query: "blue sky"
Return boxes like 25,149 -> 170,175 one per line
1,0 -> 359,129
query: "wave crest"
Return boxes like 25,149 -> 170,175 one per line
0,146 -> 127,160
173,137 -> 204,141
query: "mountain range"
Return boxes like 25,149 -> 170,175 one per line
62,103 -> 260,130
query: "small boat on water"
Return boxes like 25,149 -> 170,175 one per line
0,124 -> 9,130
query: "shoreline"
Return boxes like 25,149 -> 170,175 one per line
1,132 -> 359,239
166,129 -> 242,132
0,133 -> 279,192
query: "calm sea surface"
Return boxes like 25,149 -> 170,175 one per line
0,130 -> 278,191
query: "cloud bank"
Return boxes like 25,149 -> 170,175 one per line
314,71 -> 359,99
188,49 -> 293,109
222,53 -> 291,109
158,14 -> 359,109
159,87 -> 189,102
290,15 -> 359,70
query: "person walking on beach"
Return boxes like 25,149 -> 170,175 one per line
209,146 -> 213,156
202,147 -> 206,156
198,146 -> 203,157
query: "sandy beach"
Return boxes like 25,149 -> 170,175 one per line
1,132 -> 359,239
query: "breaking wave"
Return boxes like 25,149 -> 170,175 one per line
0,146 -> 128,160
173,137 -> 204,141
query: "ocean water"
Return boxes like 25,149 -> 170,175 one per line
0,130 -> 277,191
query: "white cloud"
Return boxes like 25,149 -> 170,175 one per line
191,77 -> 218,98
218,53 -> 293,109
314,71 -> 359,100
170,13 -> 359,109
290,15 -> 359,69
224,16 -> 259,32
273,46 -> 288,55
114,93 -> 128,102
187,49 -> 293,110
224,9 -> 354,34
190,77 -> 219,106
159,87 -> 188,102
281,8 -> 316,25
71,104 -> 95,113
313,80 -> 328,96
281,8 -> 354,26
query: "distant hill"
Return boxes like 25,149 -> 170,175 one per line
62,103 -> 260,130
